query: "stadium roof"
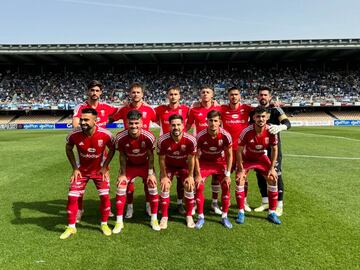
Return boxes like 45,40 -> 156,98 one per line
1,38 -> 360,65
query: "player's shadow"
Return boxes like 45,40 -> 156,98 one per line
11,199 -> 107,232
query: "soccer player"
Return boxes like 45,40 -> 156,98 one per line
251,86 -> 291,216
60,108 -> 115,239
235,106 -> 281,225
73,80 -> 117,128
113,110 -> 160,233
186,85 -> 223,215
155,86 -> 190,215
72,80 -> 117,222
194,110 -> 233,229
220,86 -> 253,212
111,82 -> 157,218
157,114 -> 197,229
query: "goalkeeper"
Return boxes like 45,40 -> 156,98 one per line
250,86 -> 291,216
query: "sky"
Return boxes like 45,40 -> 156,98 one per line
1,0 -> 360,44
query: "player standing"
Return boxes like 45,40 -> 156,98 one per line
60,108 -> 115,239
186,85 -> 222,215
251,86 -> 291,216
113,110 -> 160,233
111,82 -> 157,218
72,80 -> 117,222
235,106 -> 281,225
157,114 -> 197,229
194,110 -> 233,229
155,86 -> 190,214
220,86 -> 253,212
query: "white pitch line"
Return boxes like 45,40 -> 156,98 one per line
285,131 -> 360,142
284,154 -> 360,160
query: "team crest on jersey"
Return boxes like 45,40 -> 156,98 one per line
101,110 -> 105,116
126,143 -> 130,147
181,144 -> 186,151
265,137 -> 269,144
218,139 -> 223,146
98,140 -> 103,147
179,109 -> 182,115
142,112 -> 147,118
141,141 -> 146,148
132,149 -> 140,154
240,109 -> 244,114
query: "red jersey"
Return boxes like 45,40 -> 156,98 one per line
238,124 -> 278,161
157,132 -> 197,168
115,129 -> 155,166
155,104 -> 189,134
73,101 -> 117,127
220,104 -> 253,151
196,127 -> 232,163
66,126 -> 114,174
187,104 -> 221,135
112,103 -> 156,131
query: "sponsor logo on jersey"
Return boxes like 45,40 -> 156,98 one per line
209,147 -> 217,151
88,148 -> 96,153
199,123 -> 207,127
132,149 -> 140,154
98,140 -> 103,147
255,145 -> 263,150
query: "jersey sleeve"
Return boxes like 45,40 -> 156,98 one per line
238,129 -> 248,147
269,133 -> 278,146
73,104 -> 83,118
145,131 -> 156,150
157,138 -> 165,155
187,109 -> 195,126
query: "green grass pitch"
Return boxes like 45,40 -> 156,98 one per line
1,126 -> 360,269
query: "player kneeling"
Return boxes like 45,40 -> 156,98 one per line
157,114 -> 197,229
235,106 -> 281,225
113,110 -> 160,233
60,108 -> 115,239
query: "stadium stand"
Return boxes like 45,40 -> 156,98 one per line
12,115 -> 64,124
331,111 -> 360,120
0,115 -> 15,124
289,112 -> 335,121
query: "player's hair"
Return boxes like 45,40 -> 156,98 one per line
199,85 -> 213,92
81,108 -> 97,116
169,114 -> 183,123
129,82 -> 143,92
258,85 -> 272,94
127,110 -> 142,120
227,86 -> 240,93
207,110 -> 221,119
87,80 -> 103,90
167,85 -> 180,93
254,106 -> 269,115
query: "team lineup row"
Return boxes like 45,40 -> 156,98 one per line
60,81 -> 291,239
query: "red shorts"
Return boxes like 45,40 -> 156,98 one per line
69,173 -> 110,197
166,167 -> 189,182
243,154 -> 271,175
126,165 -> 149,183
199,160 -> 226,180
